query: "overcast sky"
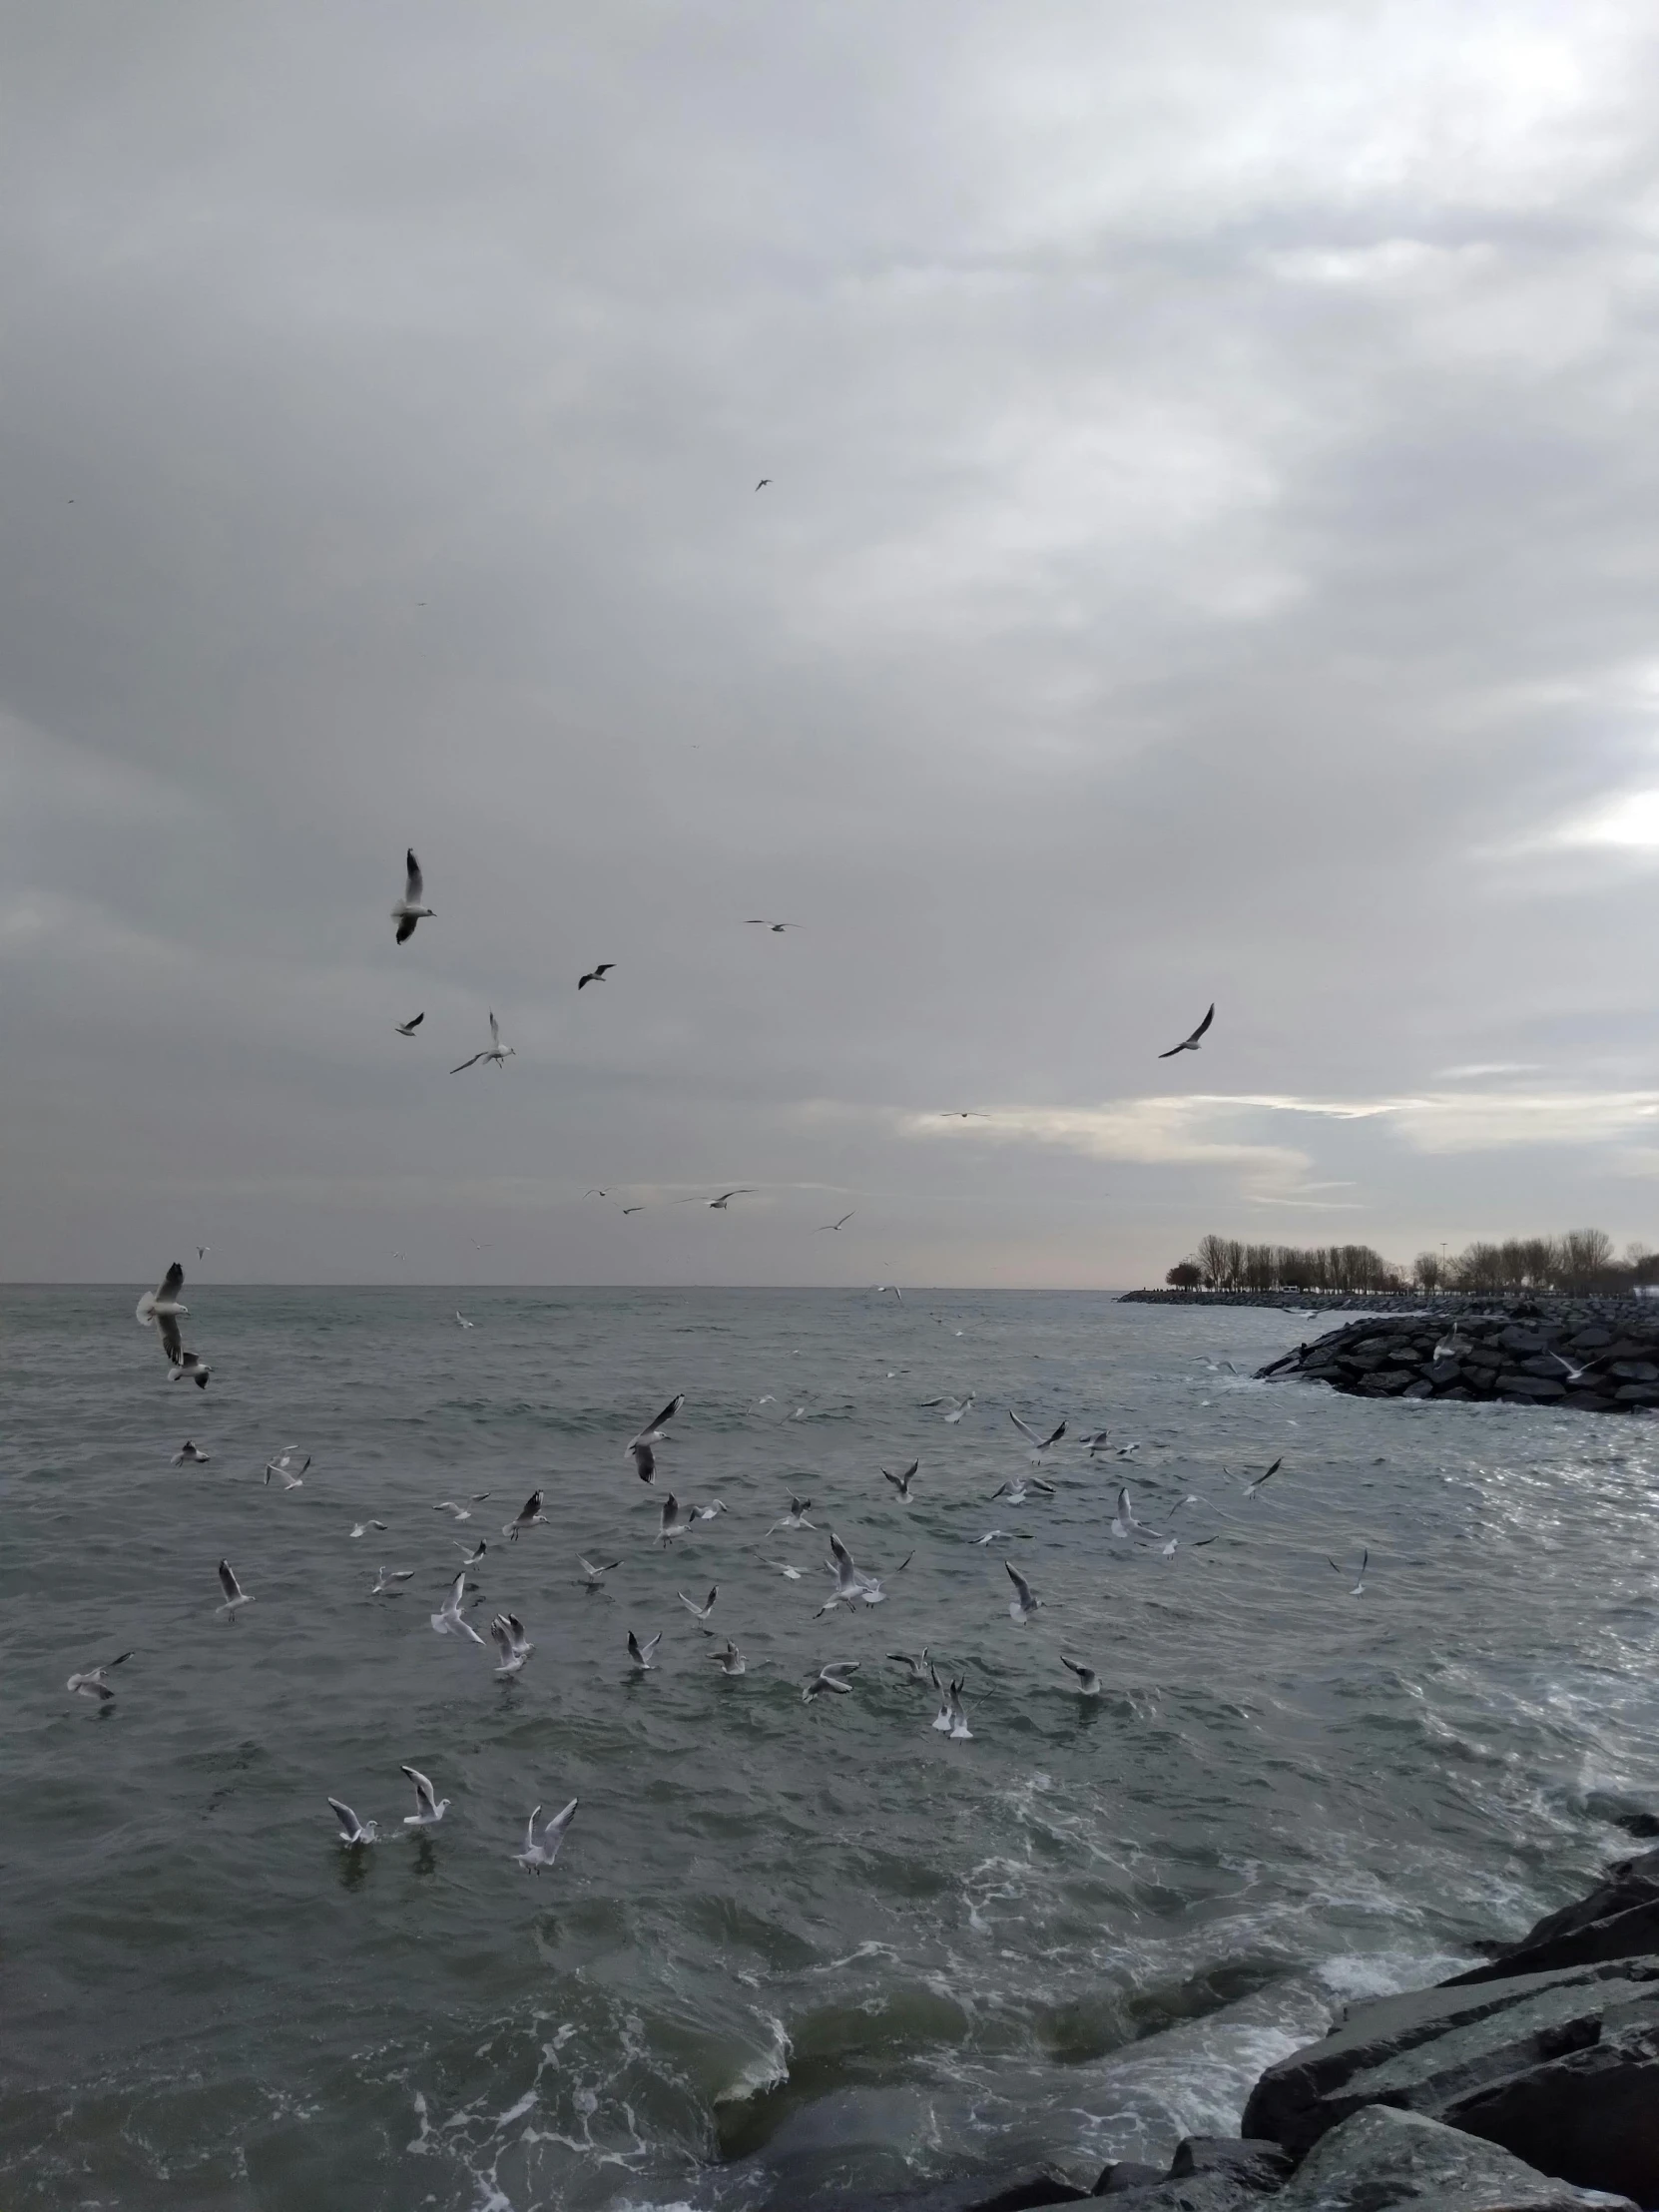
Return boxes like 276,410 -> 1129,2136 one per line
6,1 -> 1659,1287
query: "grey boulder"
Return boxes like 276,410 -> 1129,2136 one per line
1271,2105 -> 1636,2212
1449,1848 -> 1659,1984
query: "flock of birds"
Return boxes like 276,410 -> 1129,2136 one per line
87,1296 -> 1364,1883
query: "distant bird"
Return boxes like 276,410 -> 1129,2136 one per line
1548,1350 -> 1590,1383
882,1461 -> 918,1500
627,1629 -> 662,1671
504,1489 -> 545,1542
887,1648 -> 932,1681
621,1204 -> 646,1215
814,1213 -> 855,1233
678,1585 -> 719,1623
371,1566 -> 412,1594
1004,1560 -> 1041,1623
1329,1548 -> 1369,1595
67,1652 -> 133,1702
490,1613 -> 534,1676
173,1440 -> 211,1465
401,1765 -> 448,1828
392,849 -> 434,943
432,1495 -> 490,1520
745,919 -> 798,931
1244,1456 -> 1284,1499
1061,1656 -> 1101,1697
803,1660 -> 858,1702
578,964 -> 615,989
349,1520 -> 388,1539
755,478 -> 772,491
875,1284 -> 903,1303
265,1449 -> 309,1489
327,1798 -> 378,1847
711,1639 -> 747,1676
684,1189 -> 755,1210
940,1111 -> 989,1119
579,1555 -> 621,1586
430,1572 -> 485,1644
656,1493 -> 693,1544
515,1798 -> 577,1873
1433,1326 -> 1471,1361
196,1245 -> 210,1260
216,1559 -> 253,1616
450,1011 -> 514,1073
395,1014 -> 425,1035
1158,1002 -> 1215,1058
1009,1411 -> 1066,1458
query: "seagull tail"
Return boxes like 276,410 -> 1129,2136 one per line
136,1294 -> 157,1324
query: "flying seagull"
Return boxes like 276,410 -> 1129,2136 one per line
371,1566 -> 413,1594
1005,1560 -> 1041,1623
401,1765 -> 448,1828
327,1798 -> 378,1847
922,1392 -> 974,1424
1244,1456 -> 1284,1499
450,1010 -> 514,1073
755,478 -> 772,490
803,1660 -> 858,1702
989,1474 -> 1054,1505
453,1537 -> 487,1566
349,1519 -> 388,1538
490,1613 -> 534,1677
691,1498 -> 727,1522
1009,1411 -> 1066,1458
656,1493 -> 694,1544
768,1494 -> 815,1531
1329,1548 -> 1369,1595
881,1461 -> 918,1500
711,1639 -> 747,1675
936,1676 -> 972,1741
819,1529 -> 883,1613
67,1652 -> 133,1702
746,919 -> 798,931
392,849 -> 434,943
173,1440 -> 211,1465
627,1629 -> 662,1671
764,1557 -> 804,1580
678,1188 -> 755,1210
430,1572 -> 485,1644
216,1559 -> 253,1616
265,1449 -> 309,1489
137,1262 -> 188,1329
395,1014 -> 425,1035
628,1393 -> 684,1479
504,1489 -> 546,1542
515,1798 -> 577,1873
887,1648 -> 932,1681
1158,1003 -> 1215,1058
814,1213 -> 855,1233
432,1495 -> 490,1520
875,1283 -> 903,1303
579,1555 -> 621,1586
168,1346 -> 212,1388
196,1244 -> 210,1259
678,1584 -> 719,1623
578,963 -> 615,989
1061,1655 -> 1101,1697
940,1110 -> 988,1119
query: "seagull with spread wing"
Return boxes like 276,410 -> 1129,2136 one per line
391,849 -> 434,943
451,1011 -> 514,1073
1158,1003 -> 1215,1058
578,963 -> 614,989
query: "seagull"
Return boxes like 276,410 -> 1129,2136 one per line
977,1528 -> 1018,1545
769,1495 -> 815,1532
371,1566 -> 413,1594
196,1245 -> 210,1260
691,1499 -> 727,1522
887,1648 -> 932,1681
515,1798 -> 577,1873
630,1393 -> 684,1451
504,1489 -> 546,1542
173,1440 -> 211,1465
764,1557 -> 804,1580
697,1189 -> 756,1210
921,1392 -> 974,1424
136,1262 -> 188,1327
1061,1656 -> 1101,1697
755,478 -> 772,491
627,1629 -> 662,1671
216,1559 -> 253,1616
1161,1534 -> 1217,1560
265,1450 -> 309,1489
169,1347 -> 212,1387
401,1765 -> 448,1828
657,1493 -> 693,1544
989,1475 -> 1054,1505
395,1014 -> 425,1035
881,1461 -> 918,1500
578,963 -> 615,989
490,1613 -> 534,1676
803,1660 -> 858,1702
1158,1002 -> 1215,1058
819,1530 -> 882,1613
1432,1326 -> 1470,1361
327,1798 -> 378,1846
453,1537 -> 487,1566
746,919 -> 798,931
621,1204 -> 646,1215
678,1585 -> 719,1622
1009,1411 -> 1066,1459
940,1111 -> 988,1119
939,1677 -> 972,1740
430,1572 -> 485,1644
392,849 -> 434,943
1329,1548 -> 1369,1595
455,1312 -> 475,1329
67,1652 -> 133,1702
814,1213 -> 856,1233
875,1284 -> 904,1303
450,1011 -> 514,1073
710,1639 -> 747,1676
1244,1457 -> 1284,1499
578,1556 -> 621,1586
350,1520 -> 389,1539
1004,1560 -> 1041,1623
1111,1486 -> 1147,1540
1548,1350 -> 1591,1382
432,1495 -> 490,1520
1115,1441 -> 1142,1460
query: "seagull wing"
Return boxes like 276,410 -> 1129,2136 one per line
1191,1002 -> 1215,1042
327,1798 -> 362,1838
402,1765 -> 436,1815
1040,1421 -> 1067,1449
544,1797 -> 578,1842
1008,1410 -> 1042,1445
450,1052 -> 485,1073
217,1559 -> 243,1602
405,850 -> 423,902
1005,1560 -> 1035,1607
157,1312 -> 184,1365
641,1391 -> 684,1436
160,1262 -> 185,1302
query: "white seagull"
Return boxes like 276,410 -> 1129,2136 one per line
137,1262 -> 188,1328
819,1530 -> 883,1613
504,1489 -> 545,1541
265,1450 -> 309,1489
455,1311 -> 475,1329
327,1798 -> 378,1846
656,1493 -> 694,1544
881,1460 -> 918,1501
1158,1002 -> 1215,1058
627,1629 -> 662,1671
450,1010 -> 514,1073
690,1499 -> 727,1522
989,1475 -> 1054,1506
401,1765 -> 448,1827
887,1648 -> 932,1681
710,1639 -> 747,1676
392,849 -> 434,943
814,1212 -> 855,1233
1004,1560 -> 1041,1623
67,1651 -> 133,1702
216,1559 -> 253,1616
432,1495 -> 490,1520
371,1566 -> 413,1595
453,1537 -> 487,1566
515,1798 -> 578,1873
1009,1411 -> 1067,1459
678,1584 -> 719,1623
173,1440 -> 211,1465
803,1660 -> 858,1702
746,918 -> 799,932
490,1612 -> 534,1676
349,1520 -> 388,1539
1061,1655 -> 1101,1697
939,1676 -> 972,1741
430,1571 -> 485,1644
579,1555 -> 621,1586
768,1495 -> 815,1532
764,1558 -> 804,1580
1329,1548 -> 1369,1595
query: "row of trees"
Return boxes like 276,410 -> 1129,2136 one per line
1167,1231 -> 1659,1297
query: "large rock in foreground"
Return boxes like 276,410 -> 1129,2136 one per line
1270,2106 -> 1636,2212
1257,1308 -> 1659,1411
1446,1847 -> 1659,1985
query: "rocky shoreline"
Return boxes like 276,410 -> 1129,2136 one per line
803,1846 -> 1659,2210
1255,1300 -> 1659,1411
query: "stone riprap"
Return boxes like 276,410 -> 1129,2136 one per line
1256,1304 -> 1659,1412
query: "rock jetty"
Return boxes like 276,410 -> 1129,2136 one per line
789,1848 -> 1659,2210
1256,1301 -> 1659,1411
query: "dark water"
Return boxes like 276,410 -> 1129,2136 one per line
4,1287 -> 1656,2210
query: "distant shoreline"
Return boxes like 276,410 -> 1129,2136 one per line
1120,1286 -> 1659,1316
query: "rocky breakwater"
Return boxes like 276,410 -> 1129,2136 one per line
792,1848 -> 1659,2212
1257,1304 -> 1659,1412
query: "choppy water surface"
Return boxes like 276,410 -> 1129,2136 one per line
4,1287 -> 1658,2211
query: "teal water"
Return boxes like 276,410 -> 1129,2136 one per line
3,1287 -> 1657,2210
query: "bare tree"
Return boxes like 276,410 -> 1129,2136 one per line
1413,1251 -> 1443,1293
